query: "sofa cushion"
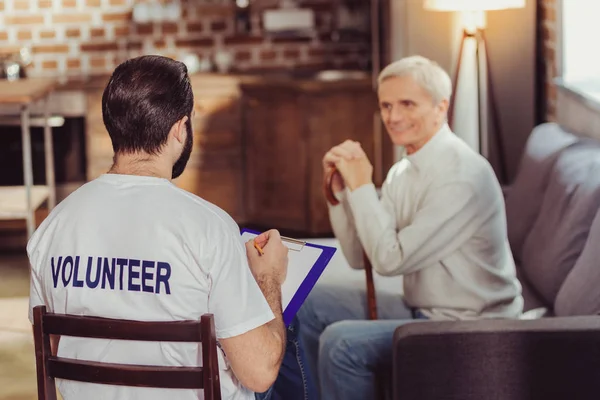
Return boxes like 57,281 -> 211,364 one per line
520,140 -> 600,306
555,209 -> 600,316
505,123 -> 579,262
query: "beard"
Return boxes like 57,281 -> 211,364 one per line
171,117 -> 193,179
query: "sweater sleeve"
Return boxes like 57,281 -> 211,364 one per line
327,190 -> 365,269
347,180 -> 480,276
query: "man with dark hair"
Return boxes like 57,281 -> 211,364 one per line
27,55 -> 315,400
101,55 -> 195,179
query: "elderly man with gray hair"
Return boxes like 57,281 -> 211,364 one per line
297,55 -> 523,399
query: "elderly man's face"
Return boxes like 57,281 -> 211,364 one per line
377,75 -> 448,153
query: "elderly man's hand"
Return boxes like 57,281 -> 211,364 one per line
331,142 -> 373,191
323,140 -> 364,193
336,156 -> 373,191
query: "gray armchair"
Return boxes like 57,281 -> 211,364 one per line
391,124 -> 600,400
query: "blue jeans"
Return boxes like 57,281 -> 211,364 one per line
255,316 -> 318,400
296,284 -> 428,400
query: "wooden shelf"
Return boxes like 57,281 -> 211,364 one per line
0,186 -> 50,219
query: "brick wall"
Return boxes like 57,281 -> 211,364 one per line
541,0 -> 557,121
0,0 -> 370,79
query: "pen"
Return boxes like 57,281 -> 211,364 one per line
253,240 -> 265,256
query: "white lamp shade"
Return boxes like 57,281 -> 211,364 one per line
424,0 -> 525,11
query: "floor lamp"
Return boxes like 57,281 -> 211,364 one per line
424,0 -> 525,184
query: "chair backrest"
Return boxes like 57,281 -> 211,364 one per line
32,305 -> 221,400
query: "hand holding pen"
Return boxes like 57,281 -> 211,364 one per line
245,229 -> 289,285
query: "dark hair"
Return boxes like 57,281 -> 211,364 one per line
102,55 -> 194,154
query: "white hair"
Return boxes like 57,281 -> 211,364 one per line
377,55 -> 452,104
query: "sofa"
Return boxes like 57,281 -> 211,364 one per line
391,123 -> 600,400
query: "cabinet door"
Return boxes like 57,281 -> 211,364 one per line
243,89 -> 308,232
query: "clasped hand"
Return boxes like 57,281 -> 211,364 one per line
323,140 -> 373,192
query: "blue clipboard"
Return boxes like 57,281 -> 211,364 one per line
241,228 -> 337,326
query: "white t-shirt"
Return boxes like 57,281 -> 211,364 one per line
28,174 -> 275,400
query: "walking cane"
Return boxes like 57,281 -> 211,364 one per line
324,168 -> 378,320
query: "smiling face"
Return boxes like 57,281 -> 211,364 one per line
377,74 -> 449,154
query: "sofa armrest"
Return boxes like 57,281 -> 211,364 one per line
392,316 -> 600,400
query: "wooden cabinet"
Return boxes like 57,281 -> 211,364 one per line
85,74 -> 244,221
241,79 -> 394,236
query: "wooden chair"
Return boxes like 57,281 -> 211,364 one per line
32,305 -> 222,400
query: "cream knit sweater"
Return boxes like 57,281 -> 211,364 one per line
329,124 -> 523,320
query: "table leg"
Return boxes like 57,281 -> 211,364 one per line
44,95 -> 56,209
21,104 -> 34,239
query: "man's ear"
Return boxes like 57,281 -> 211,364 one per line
435,99 -> 449,124
171,116 -> 189,144
437,99 -> 449,115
